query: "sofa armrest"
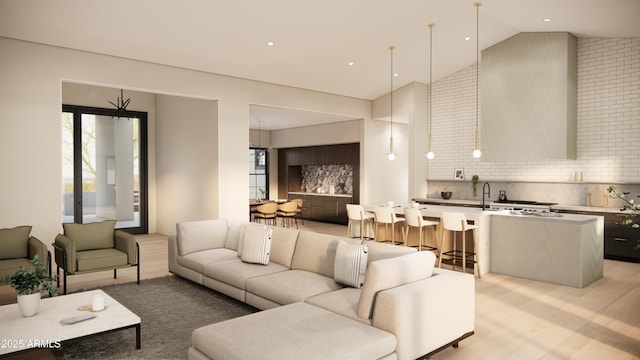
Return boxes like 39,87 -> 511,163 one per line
28,236 -> 48,265
114,230 -> 138,265
371,269 -> 475,360
54,234 -> 76,273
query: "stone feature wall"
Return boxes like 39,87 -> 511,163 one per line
301,165 -> 353,194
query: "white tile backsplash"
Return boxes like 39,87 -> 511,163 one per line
426,37 -> 640,193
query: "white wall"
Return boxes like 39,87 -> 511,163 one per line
270,120 -> 360,148
0,37 -> 374,240
427,37 -> 640,184
156,95 -> 219,235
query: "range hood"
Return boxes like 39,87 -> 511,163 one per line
481,32 -> 577,161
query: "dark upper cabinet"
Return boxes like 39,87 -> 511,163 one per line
278,143 -> 360,204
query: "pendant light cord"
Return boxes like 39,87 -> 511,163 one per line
428,24 -> 434,151
389,45 -> 395,141
475,3 -> 481,150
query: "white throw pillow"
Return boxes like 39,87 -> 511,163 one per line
240,224 -> 272,265
334,240 -> 368,288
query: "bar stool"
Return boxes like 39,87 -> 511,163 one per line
373,206 -> 406,245
403,207 -> 439,252
253,202 -> 278,226
438,211 -> 481,278
276,201 -> 299,228
346,204 -> 375,241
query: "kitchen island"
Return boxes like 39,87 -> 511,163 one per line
363,203 -> 604,286
490,211 -> 603,288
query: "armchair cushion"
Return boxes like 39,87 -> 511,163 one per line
76,249 -> 128,272
63,220 -> 116,251
0,225 -> 32,260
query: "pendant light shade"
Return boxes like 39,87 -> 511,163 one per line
387,45 -> 396,161
425,23 -> 435,160
472,2 -> 482,158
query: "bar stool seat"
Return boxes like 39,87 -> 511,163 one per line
346,204 -> 375,241
373,206 -> 406,246
403,207 -> 439,252
438,211 -> 481,278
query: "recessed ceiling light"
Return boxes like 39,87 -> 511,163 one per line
393,73 -> 399,77
543,18 -> 551,22
266,41 -> 275,46
465,36 -> 472,41
348,61 -> 355,66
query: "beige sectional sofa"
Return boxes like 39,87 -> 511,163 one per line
169,219 -> 475,360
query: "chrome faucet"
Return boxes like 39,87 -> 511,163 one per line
482,182 -> 491,210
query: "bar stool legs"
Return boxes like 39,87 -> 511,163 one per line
438,213 -> 481,278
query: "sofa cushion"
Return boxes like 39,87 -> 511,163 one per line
268,226 -> 299,268
240,224 -> 272,265
357,251 -> 436,319
63,221 -> 115,251
246,270 -> 343,306
176,219 -> 229,256
306,287 -> 369,325
203,259 -> 289,290
290,231 -> 339,278
334,240 -> 368,288
0,225 -> 31,260
224,219 -> 245,251
177,248 -> 238,274
191,302 -> 397,360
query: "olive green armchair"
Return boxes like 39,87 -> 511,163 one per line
1,225 -> 51,283
53,220 -> 139,294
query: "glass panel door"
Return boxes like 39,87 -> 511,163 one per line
62,105 -> 147,233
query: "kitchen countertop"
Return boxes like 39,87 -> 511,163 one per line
288,191 -> 352,198
413,197 -> 626,214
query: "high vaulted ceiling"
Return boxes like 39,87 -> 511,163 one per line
2,0 -> 639,129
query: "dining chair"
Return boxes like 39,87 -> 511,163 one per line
276,201 -> 298,228
253,202 -> 278,226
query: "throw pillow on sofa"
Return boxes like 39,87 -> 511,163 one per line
240,224 -> 272,265
334,240 -> 368,288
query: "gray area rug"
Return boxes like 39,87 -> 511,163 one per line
54,275 -> 257,359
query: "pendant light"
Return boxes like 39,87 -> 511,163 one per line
426,23 -> 435,160
387,45 -> 396,161
472,2 -> 482,158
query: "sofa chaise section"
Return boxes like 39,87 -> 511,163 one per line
189,302 -> 398,360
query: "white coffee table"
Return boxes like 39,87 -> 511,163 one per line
0,289 -> 141,355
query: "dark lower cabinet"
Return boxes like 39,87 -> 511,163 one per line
604,213 -> 640,263
289,194 -> 351,225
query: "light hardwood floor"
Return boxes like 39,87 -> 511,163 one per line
1,221 -> 639,359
